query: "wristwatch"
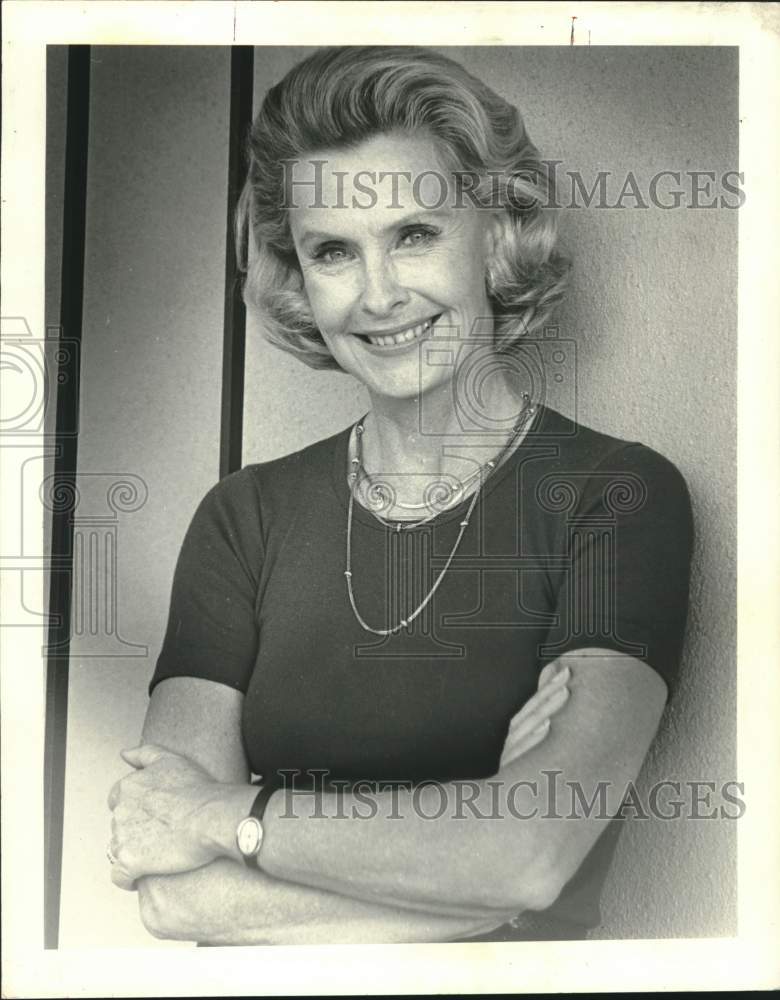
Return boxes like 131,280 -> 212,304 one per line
236,782 -> 279,869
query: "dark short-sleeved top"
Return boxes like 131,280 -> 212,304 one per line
151,404 -> 694,940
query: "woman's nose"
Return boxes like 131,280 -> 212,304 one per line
359,256 -> 410,317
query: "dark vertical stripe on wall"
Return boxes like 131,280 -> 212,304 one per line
219,47 -> 255,478
44,45 -> 90,949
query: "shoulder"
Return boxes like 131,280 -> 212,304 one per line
538,405 -> 690,484
537,406 -> 683,472
202,424 -> 350,500
535,406 -> 693,535
239,423 -> 351,504
243,423 -> 350,484
192,423 -> 351,534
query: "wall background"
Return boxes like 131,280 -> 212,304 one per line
52,46 -> 231,949
50,45 -> 737,948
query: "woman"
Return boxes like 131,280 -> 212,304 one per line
107,46 -> 694,945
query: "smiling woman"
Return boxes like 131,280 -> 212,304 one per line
286,132 -> 507,409
106,45 -> 695,946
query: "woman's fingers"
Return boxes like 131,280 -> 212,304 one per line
105,750 -> 224,888
507,668 -> 570,733
108,744 -> 176,811
499,667 -> 572,768
499,719 -> 550,768
500,698 -> 562,766
120,744 -> 171,769
110,863 -> 138,892
538,658 -> 571,689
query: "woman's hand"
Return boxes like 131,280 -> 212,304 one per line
499,663 -> 571,769
107,744 -> 241,891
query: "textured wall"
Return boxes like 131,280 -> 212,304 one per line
57,47 -> 230,948
243,46 -> 738,938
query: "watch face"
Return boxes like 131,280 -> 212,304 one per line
237,816 -> 263,857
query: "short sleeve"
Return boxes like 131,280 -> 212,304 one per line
149,467 -> 264,696
539,443 -> 694,696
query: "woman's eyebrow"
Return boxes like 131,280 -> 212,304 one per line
389,208 -> 452,229
297,228 -> 345,248
298,209 -> 452,247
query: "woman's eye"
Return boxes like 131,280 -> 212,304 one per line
398,227 -> 438,249
313,245 -> 352,266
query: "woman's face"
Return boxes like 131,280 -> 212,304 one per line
287,132 -> 499,402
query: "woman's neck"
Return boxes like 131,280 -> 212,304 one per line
361,373 -> 531,479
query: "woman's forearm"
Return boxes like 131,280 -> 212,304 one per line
195,774 -> 556,920
125,654 -> 660,929
195,655 -> 662,919
261,778 -> 554,916
138,859 -> 516,945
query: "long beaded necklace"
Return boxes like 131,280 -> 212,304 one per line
344,393 -> 537,636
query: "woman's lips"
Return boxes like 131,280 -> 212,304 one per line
355,314 -> 441,353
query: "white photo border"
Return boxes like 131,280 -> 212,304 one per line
2,1 -> 779,995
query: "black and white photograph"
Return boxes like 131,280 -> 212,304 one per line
2,1 -> 779,995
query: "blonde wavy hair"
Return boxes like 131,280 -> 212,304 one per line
236,46 -> 570,371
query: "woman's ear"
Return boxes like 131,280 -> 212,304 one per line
483,211 -> 507,295
483,210 -> 503,259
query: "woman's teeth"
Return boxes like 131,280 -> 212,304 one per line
365,318 -> 433,347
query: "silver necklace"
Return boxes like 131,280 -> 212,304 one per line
349,391 -> 535,528
344,394 -> 537,635
354,459 -> 485,515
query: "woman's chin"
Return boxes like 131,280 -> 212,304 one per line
361,374 -> 446,404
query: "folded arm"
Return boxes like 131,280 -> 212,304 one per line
251,649 -> 667,915
114,652 -> 667,942
137,861 -> 515,945
124,677 -> 519,944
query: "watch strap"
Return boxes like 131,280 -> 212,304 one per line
242,779 -> 280,869
249,780 -> 279,822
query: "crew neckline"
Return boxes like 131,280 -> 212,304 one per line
329,403 -> 550,532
